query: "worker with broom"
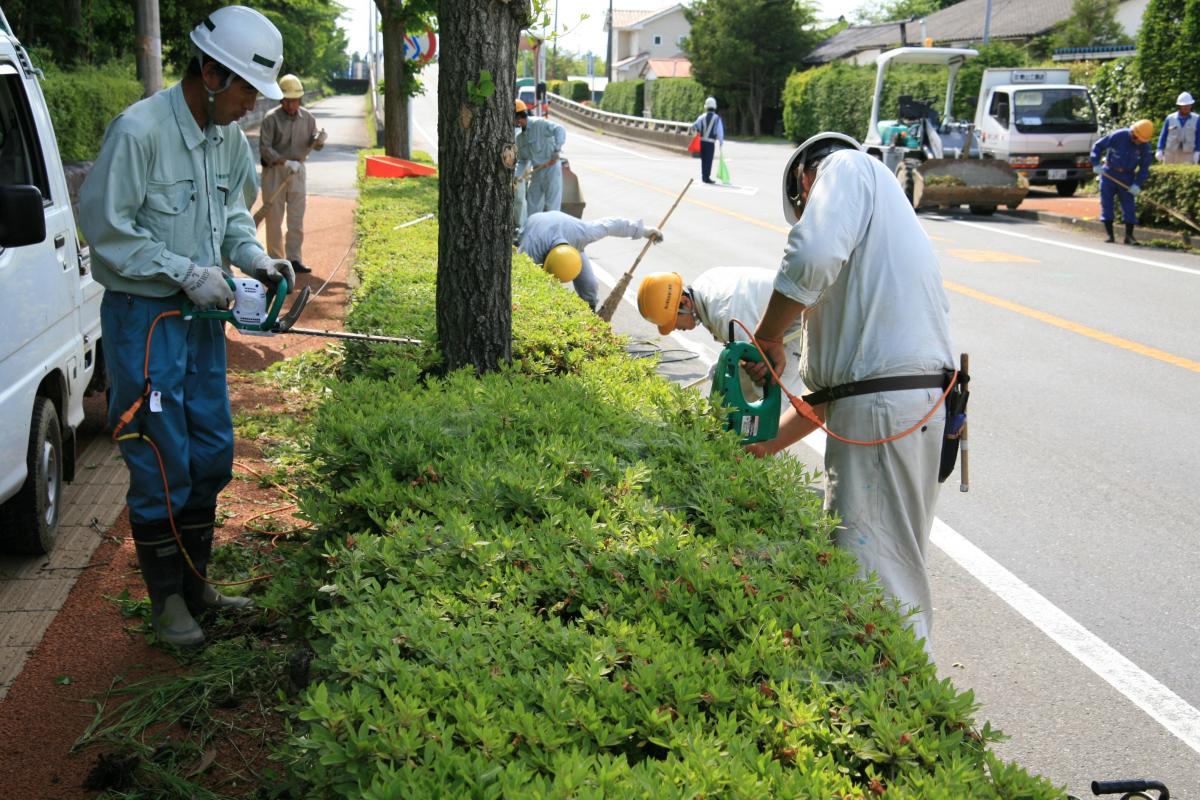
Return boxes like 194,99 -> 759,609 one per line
1091,119 -> 1154,245
518,211 -> 663,311
744,132 -> 956,656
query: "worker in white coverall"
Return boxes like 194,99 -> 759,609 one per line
259,73 -> 326,274
636,268 -> 803,400
746,133 -> 955,654
515,100 -> 566,214
518,210 -> 662,311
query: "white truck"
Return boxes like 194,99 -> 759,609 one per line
0,9 -> 106,554
972,67 -> 1099,197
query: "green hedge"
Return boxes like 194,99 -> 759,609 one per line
40,64 -> 143,161
601,79 -> 645,117
1141,164 -> 1200,231
547,80 -> 593,104
1078,57 -> 1149,133
646,77 -> 708,122
263,152 -> 1063,799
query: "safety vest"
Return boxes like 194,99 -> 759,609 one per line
1163,113 -> 1198,164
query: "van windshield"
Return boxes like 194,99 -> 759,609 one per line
1012,88 -> 1097,133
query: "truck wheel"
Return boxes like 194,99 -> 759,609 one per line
1055,180 -> 1079,197
0,398 -> 64,555
969,205 -> 996,216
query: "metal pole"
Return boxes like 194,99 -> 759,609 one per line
605,0 -> 613,82
983,0 -> 992,43
134,0 -> 162,98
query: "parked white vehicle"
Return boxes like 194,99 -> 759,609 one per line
972,68 -> 1099,197
0,9 -> 105,554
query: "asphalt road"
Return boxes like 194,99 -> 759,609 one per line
411,73 -> 1200,796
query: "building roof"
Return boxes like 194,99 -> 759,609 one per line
807,0 -> 1080,63
644,57 -> 693,78
614,51 -> 651,70
610,5 -> 685,30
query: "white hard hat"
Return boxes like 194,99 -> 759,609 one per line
780,132 -> 861,225
279,74 -> 304,99
190,6 -> 284,100
1178,91 -> 1195,106
704,96 -> 717,110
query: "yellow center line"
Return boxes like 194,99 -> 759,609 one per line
584,163 -> 1198,373
944,280 -> 1200,373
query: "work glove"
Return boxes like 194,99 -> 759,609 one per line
285,159 -> 302,174
313,129 -> 328,149
181,264 -> 233,309
1155,149 -> 1164,162
1129,183 -> 1141,196
642,226 -> 664,244
1092,164 -> 1103,177
248,253 -> 296,289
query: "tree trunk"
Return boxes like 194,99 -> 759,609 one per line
381,13 -> 411,159
436,0 -> 528,374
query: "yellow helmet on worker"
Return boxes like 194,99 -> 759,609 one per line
279,74 -> 304,100
515,99 -> 529,114
543,243 -> 581,282
1130,119 -> 1154,143
637,272 -> 684,335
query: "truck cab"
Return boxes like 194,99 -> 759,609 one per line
973,68 -> 1098,197
0,9 -> 105,554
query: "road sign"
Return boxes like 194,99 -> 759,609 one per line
403,29 -> 437,63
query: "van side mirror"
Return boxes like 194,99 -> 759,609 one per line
0,185 -> 46,247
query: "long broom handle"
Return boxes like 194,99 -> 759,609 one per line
596,178 -> 693,322
1099,169 -> 1200,235
253,172 -> 294,225
959,352 -> 970,493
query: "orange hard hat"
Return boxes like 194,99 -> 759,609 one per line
514,99 -> 528,114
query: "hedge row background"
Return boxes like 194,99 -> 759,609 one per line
39,64 -> 142,161
645,77 -> 709,123
600,78 -> 645,117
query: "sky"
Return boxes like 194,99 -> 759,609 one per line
337,0 -> 868,62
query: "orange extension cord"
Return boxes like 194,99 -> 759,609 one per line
731,318 -> 957,447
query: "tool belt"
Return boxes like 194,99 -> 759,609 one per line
801,372 -> 949,407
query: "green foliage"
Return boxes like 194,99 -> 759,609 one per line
855,0 -> 966,23
1137,0 -> 1200,119
685,0 -> 819,136
1140,165 -> 1200,231
601,80 -> 646,117
39,64 -> 143,161
1086,57 -> 1148,131
646,77 -> 709,123
1052,0 -> 1131,49
466,70 -> 497,106
562,80 -> 593,103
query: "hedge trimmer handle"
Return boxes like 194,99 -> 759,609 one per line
181,276 -> 290,334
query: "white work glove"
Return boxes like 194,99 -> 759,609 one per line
642,226 -> 664,244
1092,164 -> 1104,177
1129,183 -> 1141,196
285,159 -> 302,174
313,129 -> 327,149
1155,149 -> 1164,162
248,253 -> 296,289
181,264 -> 233,308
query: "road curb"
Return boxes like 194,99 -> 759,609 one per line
1000,207 -> 1197,250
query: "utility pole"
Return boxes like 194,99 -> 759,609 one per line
134,0 -> 162,98
605,0 -> 613,82
983,0 -> 992,42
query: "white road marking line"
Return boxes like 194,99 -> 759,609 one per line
948,219 -> 1200,277
566,130 -> 670,161
799,430 -> 1200,756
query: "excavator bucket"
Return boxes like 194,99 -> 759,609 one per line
899,159 -> 1028,214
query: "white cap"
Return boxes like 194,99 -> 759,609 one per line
704,96 -> 717,110
1178,92 -> 1195,106
190,6 -> 284,100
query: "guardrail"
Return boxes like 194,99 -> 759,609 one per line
547,93 -> 692,153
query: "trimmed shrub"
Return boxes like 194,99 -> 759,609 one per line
1083,57 -> 1148,132
646,77 -> 708,122
782,63 -> 874,143
40,63 -> 142,160
601,79 -> 645,117
1141,164 -> 1200,231
563,79 -> 592,103
263,151 -> 1064,800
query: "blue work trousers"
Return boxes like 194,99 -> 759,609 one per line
101,291 -> 233,528
700,140 -> 715,182
1100,170 -> 1138,224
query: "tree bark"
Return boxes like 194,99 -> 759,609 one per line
381,12 -> 411,159
436,0 -> 529,375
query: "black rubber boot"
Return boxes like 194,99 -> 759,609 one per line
1103,221 -> 1115,243
178,508 -> 253,617
132,519 -> 203,648
1124,223 -> 1139,245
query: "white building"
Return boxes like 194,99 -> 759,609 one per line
607,5 -> 692,83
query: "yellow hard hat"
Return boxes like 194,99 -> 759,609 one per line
543,244 -> 581,282
637,272 -> 684,335
1131,119 -> 1154,143
515,99 -> 528,114
279,73 -> 304,100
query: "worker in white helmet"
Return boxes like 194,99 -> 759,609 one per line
746,132 -> 955,656
259,73 -> 327,275
79,6 -> 294,648
1156,91 -> 1200,165
636,268 -> 803,400
691,96 -> 724,184
518,210 -> 663,311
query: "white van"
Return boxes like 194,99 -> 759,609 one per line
973,68 -> 1099,197
0,10 -> 105,554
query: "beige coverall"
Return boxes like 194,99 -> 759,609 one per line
259,105 -> 317,262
